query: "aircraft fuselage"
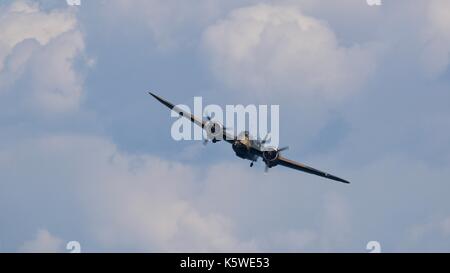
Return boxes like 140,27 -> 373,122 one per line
232,137 -> 259,162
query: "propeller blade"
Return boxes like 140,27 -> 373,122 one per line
278,146 -> 289,152
265,164 -> 269,173
203,139 -> 209,146
204,111 -> 212,121
261,133 -> 270,144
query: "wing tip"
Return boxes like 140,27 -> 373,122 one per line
336,177 -> 350,184
328,174 -> 350,184
325,172 -> 350,184
148,91 -> 176,109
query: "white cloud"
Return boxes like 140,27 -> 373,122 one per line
4,134 -> 256,252
194,161 -> 356,252
0,1 -> 76,67
405,216 -> 450,251
2,0 -> 450,253
19,229 -> 63,253
266,230 -> 318,252
421,0 -> 450,77
411,217 -> 450,240
4,131 -> 450,252
0,0 -> 86,112
26,30 -> 85,112
103,0 -> 226,49
1,133 -> 359,252
203,4 -> 377,100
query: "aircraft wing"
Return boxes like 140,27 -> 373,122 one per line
276,156 -> 350,184
149,92 -> 235,143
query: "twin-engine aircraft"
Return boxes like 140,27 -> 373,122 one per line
149,92 -> 350,184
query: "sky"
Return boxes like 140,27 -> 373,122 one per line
1,0 -> 450,252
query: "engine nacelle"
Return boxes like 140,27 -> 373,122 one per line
204,121 -> 223,142
262,148 -> 279,168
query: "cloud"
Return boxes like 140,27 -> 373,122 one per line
25,30 -> 85,112
193,161 -> 356,252
203,4 -> 377,100
5,131 -> 450,252
0,0 -> 86,113
103,0 -> 255,50
1,133 -> 360,252
404,216 -> 450,252
0,134 -> 256,252
2,0 -> 450,253
421,0 -> 450,77
409,217 -> 450,242
18,229 -> 63,253
0,1 -> 76,67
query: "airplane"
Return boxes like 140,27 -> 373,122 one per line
148,92 -> 350,184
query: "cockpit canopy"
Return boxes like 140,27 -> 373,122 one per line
237,130 -> 251,140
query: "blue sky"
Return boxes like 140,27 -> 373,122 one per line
1,0 -> 450,252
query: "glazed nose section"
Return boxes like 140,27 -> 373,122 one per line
232,140 -> 248,154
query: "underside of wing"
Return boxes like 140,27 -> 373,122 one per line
149,92 -> 205,128
276,156 -> 350,184
149,92 -> 235,143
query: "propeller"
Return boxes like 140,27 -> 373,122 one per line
203,112 -> 233,142
203,112 -> 212,146
262,146 -> 289,173
261,133 -> 270,144
204,111 -> 215,122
